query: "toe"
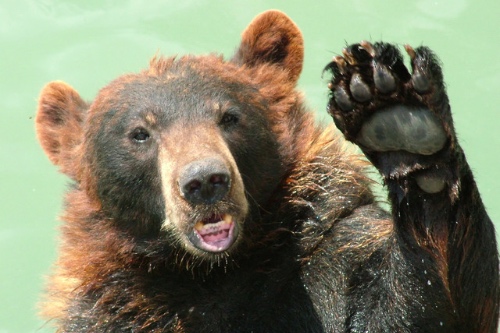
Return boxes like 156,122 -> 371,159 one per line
373,62 -> 396,94
350,73 -> 372,102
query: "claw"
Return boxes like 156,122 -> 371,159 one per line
332,55 -> 348,74
405,44 -> 431,93
404,44 -> 416,61
360,40 -> 376,58
342,48 -> 356,65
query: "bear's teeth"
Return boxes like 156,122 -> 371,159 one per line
223,214 -> 232,224
194,214 -> 233,232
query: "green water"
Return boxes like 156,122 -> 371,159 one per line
1,0 -> 499,331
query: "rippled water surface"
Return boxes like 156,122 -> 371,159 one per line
1,0 -> 499,331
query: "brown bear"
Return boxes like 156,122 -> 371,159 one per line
36,10 -> 499,333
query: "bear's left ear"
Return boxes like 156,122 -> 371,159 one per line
232,10 -> 304,84
36,81 -> 88,180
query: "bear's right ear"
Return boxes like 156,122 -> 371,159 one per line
232,10 -> 304,84
36,81 -> 88,179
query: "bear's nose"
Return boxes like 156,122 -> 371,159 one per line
179,158 -> 231,205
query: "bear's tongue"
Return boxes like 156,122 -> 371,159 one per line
194,214 -> 233,245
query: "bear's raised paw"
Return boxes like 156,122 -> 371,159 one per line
325,42 -> 455,174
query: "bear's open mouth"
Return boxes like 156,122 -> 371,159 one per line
191,213 -> 237,253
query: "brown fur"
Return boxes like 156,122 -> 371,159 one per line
36,10 -> 498,333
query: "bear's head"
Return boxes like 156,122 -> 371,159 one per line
36,11 -> 308,263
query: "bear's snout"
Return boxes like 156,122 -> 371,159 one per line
178,158 -> 231,206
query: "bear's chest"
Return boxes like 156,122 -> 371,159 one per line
161,268 -> 326,333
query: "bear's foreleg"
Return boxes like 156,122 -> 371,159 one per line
325,41 -> 499,332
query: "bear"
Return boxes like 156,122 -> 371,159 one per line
35,10 -> 499,333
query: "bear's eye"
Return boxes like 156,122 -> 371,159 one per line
130,127 -> 150,143
219,112 -> 239,127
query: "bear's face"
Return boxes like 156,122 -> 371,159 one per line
36,10 -> 304,259
85,57 -> 290,254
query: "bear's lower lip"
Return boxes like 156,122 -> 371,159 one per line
191,214 -> 237,253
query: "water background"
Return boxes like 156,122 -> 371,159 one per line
1,0 -> 499,331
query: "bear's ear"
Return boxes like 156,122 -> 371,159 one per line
36,81 -> 88,179
232,10 -> 304,84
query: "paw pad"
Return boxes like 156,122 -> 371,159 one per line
415,173 -> 446,193
357,106 -> 447,155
